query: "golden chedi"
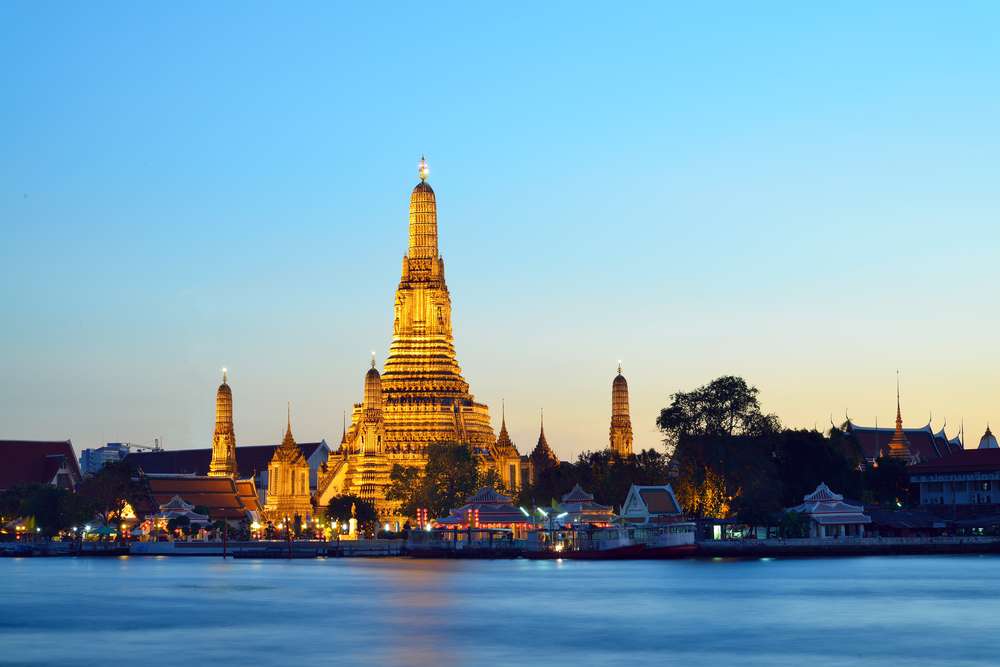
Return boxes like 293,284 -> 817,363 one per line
208,369 -> 238,478
609,363 -> 634,456
263,405 -> 313,520
318,159 -> 516,521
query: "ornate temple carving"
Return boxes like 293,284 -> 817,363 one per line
609,363 -> 634,456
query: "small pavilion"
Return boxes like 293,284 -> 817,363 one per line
558,484 -> 614,527
787,483 -> 871,538
435,487 -> 534,531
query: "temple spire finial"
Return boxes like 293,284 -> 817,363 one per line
418,155 -> 429,182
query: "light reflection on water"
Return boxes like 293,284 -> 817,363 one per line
2,555 -> 1000,666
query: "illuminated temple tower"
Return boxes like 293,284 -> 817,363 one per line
263,406 -> 313,520
886,376 -> 913,462
318,159 -> 506,520
208,370 -> 238,478
609,363 -> 634,457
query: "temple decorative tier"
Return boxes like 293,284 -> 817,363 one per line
208,370 -> 237,478
609,364 -> 634,456
318,159 -> 518,521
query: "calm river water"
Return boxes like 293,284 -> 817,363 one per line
1,555 -> 998,666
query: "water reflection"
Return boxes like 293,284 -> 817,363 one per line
1,556 -> 1000,666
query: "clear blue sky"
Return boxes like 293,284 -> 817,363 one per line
2,2 -> 998,457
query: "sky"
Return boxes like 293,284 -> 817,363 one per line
1,2 -> 998,459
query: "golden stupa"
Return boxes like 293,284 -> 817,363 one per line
208,369 -> 238,478
609,363 -> 634,456
317,159 -> 520,521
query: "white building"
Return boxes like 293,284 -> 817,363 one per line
787,483 -> 871,538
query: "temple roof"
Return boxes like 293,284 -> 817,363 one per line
979,426 -> 998,449
0,440 -> 81,491
561,484 -> 595,503
136,474 -> 260,519
530,413 -> 559,469
126,442 -> 327,479
271,413 -> 307,466
909,448 -> 1000,475
844,421 -> 962,461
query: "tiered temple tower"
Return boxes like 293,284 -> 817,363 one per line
318,159 -> 500,521
494,402 -> 523,490
609,363 -> 634,456
528,411 -> 559,485
208,370 -> 238,478
264,405 -> 313,520
887,374 -> 913,462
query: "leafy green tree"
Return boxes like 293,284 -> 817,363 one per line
77,461 -> 141,527
657,376 -> 780,452
388,442 -> 497,519
325,495 -> 378,534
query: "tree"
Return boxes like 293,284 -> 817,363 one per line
77,461 -> 140,527
657,376 -> 780,453
863,457 -> 911,507
325,495 -> 378,534
388,442 -> 498,519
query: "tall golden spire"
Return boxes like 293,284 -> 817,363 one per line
408,156 -> 438,259
887,371 -> 912,461
610,362 -> 634,456
208,369 -> 238,478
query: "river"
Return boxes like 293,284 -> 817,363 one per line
1,555 -> 997,666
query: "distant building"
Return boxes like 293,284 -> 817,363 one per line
620,484 -> 684,524
527,412 -> 559,486
123,372 -> 330,508
80,442 -> 133,475
125,442 -> 329,507
786,483 -> 870,538
131,474 -> 261,523
841,383 -> 963,465
263,409 -> 314,520
909,448 -> 1000,506
557,484 -> 614,527
0,440 -> 82,492
609,364 -> 634,457
435,487 -> 533,530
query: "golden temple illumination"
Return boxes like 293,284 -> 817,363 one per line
609,363 -> 634,456
317,159 -> 519,519
263,405 -> 313,518
208,369 -> 237,478
887,373 -> 913,461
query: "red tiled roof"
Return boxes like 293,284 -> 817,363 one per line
909,448 -> 1000,475
639,488 -> 680,514
141,475 -> 254,519
0,440 -> 81,491
125,442 -> 325,478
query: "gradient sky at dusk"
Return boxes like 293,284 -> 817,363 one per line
2,3 -> 998,458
